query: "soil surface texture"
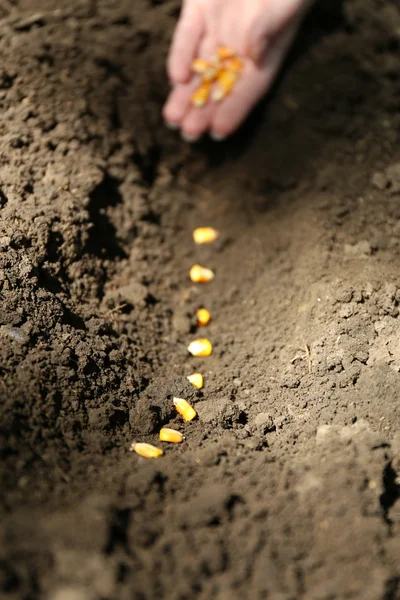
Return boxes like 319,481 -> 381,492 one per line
1,1 -> 400,599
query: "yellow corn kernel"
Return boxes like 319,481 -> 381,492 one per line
187,338 -> 213,357
190,264 -> 215,283
191,58 -> 209,74
203,65 -> 219,82
159,427 -> 184,443
192,57 -> 220,82
226,57 -> 244,73
209,54 -> 222,68
212,69 -> 238,102
173,397 -> 197,421
217,46 -> 236,60
130,442 -> 163,458
187,372 -> 204,389
193,227 -> 220,244
191,81 -> 212,107
196,308 -> 211,327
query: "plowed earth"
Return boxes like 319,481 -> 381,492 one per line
1,1 -> 400,599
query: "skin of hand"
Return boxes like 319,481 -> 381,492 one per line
163,0 -> 313,141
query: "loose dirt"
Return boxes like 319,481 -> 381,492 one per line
1,1 -> 400,599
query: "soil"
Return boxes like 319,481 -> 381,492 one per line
1,1 -> 400,599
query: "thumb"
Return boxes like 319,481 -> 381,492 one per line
246,0 -> 313,65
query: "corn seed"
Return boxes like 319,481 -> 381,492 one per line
159,428 -> 184,443
212,70 -> 238,102
191,81 -> 212,107
187,338 -> 213,357
226,57 -> 244,72
217,46 -> 236,60
203,66 -> 219,81
190,264 -> 215,283
173,397 -> 197,421
196,308 -> 211,327
187,372 -> 204,389
130,442 -> 163,458
193,227 -> 219,244
191,58 -> 209,74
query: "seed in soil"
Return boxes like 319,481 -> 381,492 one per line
193,227 -> 219,244
187,338 -> 213,357
187,372 -> 204,389
190,264 -> 215,283
159,428 -> 184,443
173,397 -> 197,421
196,308 -> 211,327
130,442 -> 164,458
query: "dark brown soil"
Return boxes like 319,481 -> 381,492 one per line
1,1 -> 400,598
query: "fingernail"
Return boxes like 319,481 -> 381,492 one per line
165,120 -> 180,130
181,131 -> 200,143
210,131 -> 227,142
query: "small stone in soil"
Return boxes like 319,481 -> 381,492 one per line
7,327 -> 29,344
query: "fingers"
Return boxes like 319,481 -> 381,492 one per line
164,35 -> 218,140
178,35 -> 219,138
162,79 -> 214,141
162,80 -> 198,126
163,80 -> 214,141
210,69 -> 270,139
167,1 -> 204,84
181,102 -> 214,140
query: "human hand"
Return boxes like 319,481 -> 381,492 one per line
163,0 -> 313,141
